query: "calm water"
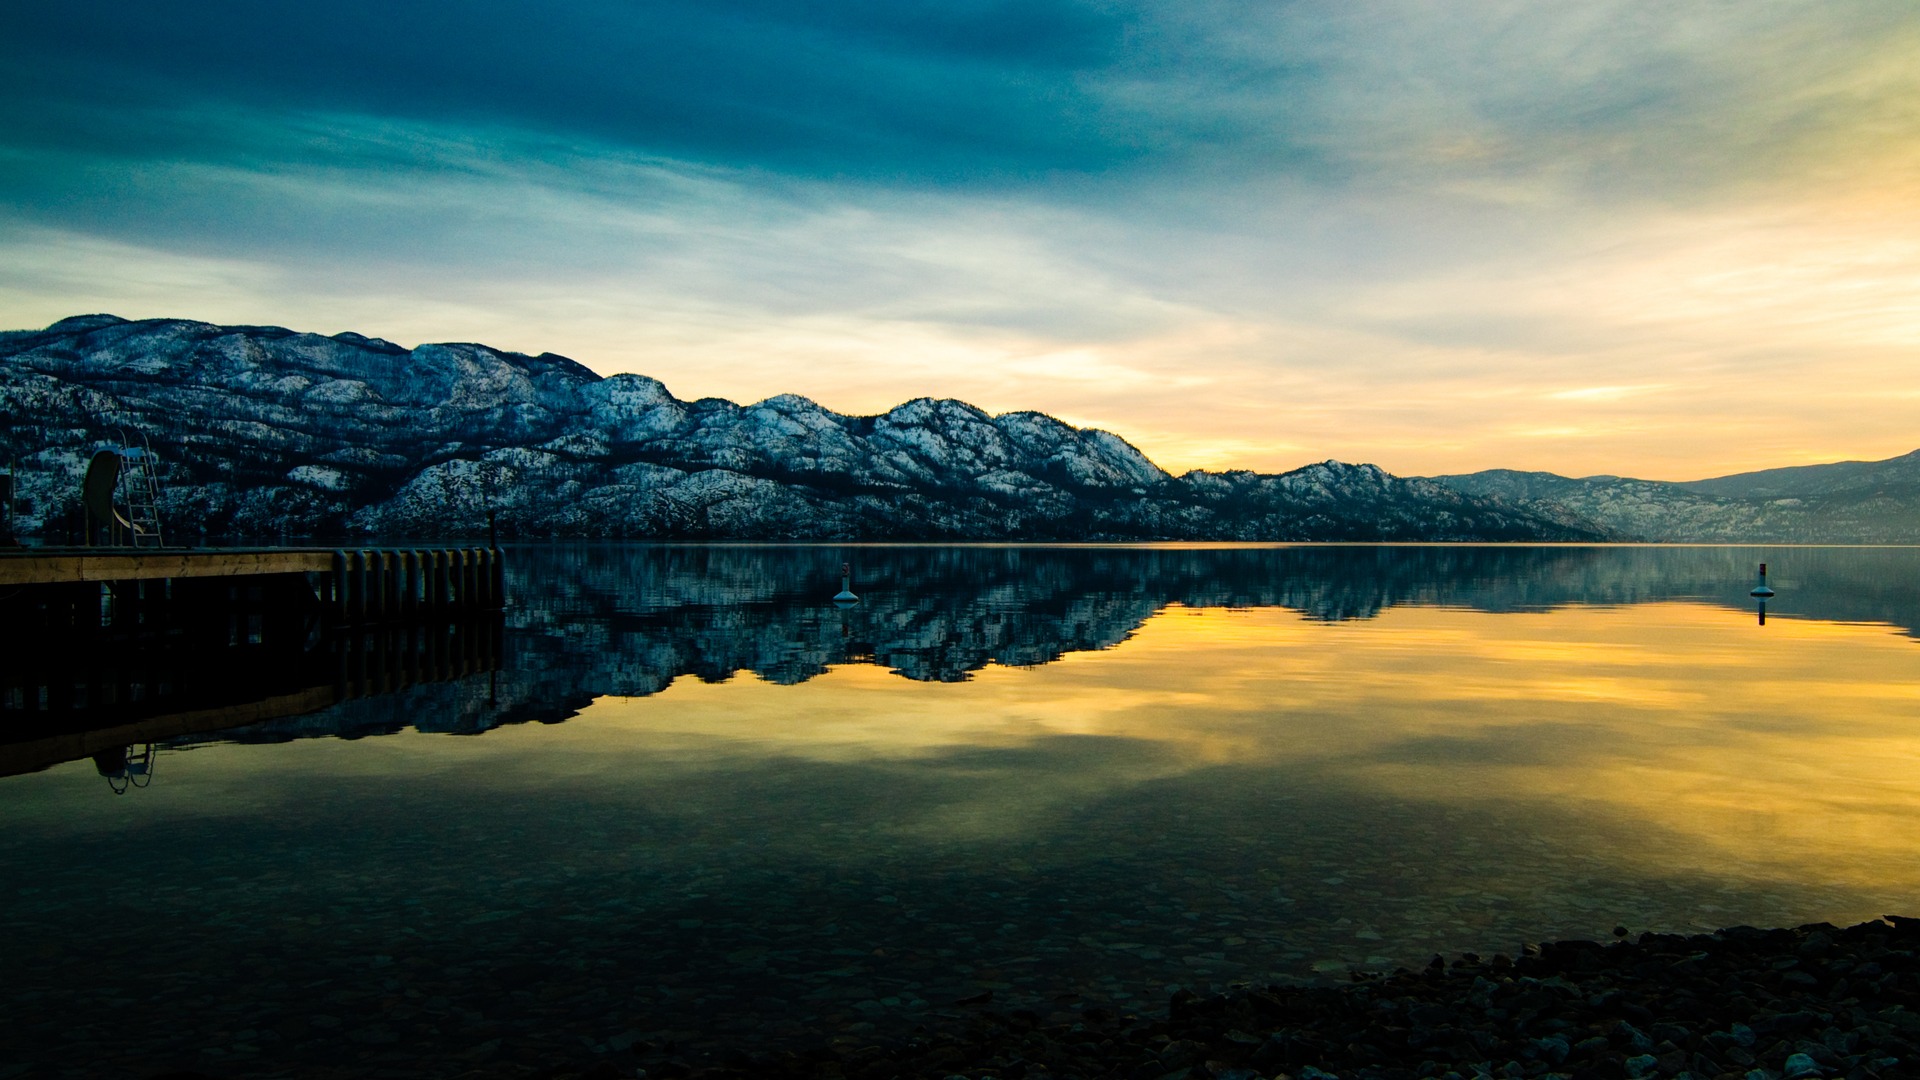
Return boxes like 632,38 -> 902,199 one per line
5,544 -> 1920,1078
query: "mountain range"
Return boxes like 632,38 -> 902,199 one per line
0,314 -> 1914,543
1435,454 -> 1920,544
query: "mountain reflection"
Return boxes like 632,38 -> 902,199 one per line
5,544 -> 1917,764
504,543 -> 1920,692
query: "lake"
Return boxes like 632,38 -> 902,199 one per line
4,544 -> 1919,1078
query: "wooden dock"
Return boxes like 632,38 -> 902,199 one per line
0,545 -> 506,626
0,548 -> 334,585
2,546 -> 511,774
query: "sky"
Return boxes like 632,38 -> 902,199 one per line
2,1 -> 1917,480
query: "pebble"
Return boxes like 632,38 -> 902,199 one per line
618,916 -> 1920,1080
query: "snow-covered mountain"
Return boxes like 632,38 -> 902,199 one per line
0,315 -> 1597,542
1432,451 -> 1920,543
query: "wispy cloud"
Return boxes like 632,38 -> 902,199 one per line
2,2 -> 1918,478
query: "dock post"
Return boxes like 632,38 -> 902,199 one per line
390,550 -> 403,619
343,551 -> 359,624
473,548 -> 490,609
432,550 -> 450,612
414,550 -> 429,617
454,548 -> 472,612
451,548 -> 466,612
488,546 -> 505,610
469,547 -> 483,610
383,550 -> 398,620
364,550 -> 380,622
398,552 -> 413,616
382,549 -> 397,618
374,550 -> 392,621
383,549 -> 398,620
390,550 -> 406,619
351,550 -> 369,624
332,551 -> 350,624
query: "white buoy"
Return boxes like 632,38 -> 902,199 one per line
833,561 -> 859,604
1750,562 -> 1775,598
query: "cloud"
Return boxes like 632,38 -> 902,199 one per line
8,2 -> 1917,198
3,2 -> 1920,478
0,0 -> 1149,182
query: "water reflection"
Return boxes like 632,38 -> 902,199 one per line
7,543 -> 1918,772
542,597 -> 1920,887
0,616 -> 504,780
91,743 -> 155,794
511,542 -> 1919,689
4,545 -> 1920,1079
147,544 -> 1906,744
11,545 -> 1904,764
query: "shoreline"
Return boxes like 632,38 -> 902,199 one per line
614,917 -> 1919,1080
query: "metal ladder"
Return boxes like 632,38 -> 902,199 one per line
117,432 -> 166,547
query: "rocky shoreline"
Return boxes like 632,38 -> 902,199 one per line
605,917 -> 1919,1080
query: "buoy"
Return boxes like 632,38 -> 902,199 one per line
833,561 -> 859,604
1749,562 -> 1775,598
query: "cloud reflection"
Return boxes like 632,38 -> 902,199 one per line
492,601 -> 1920,901
11,589 -> 1920,996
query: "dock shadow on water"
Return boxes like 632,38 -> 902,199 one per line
3,544 -> 1920,1077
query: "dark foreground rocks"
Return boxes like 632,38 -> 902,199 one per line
622,917 -> 1920,1080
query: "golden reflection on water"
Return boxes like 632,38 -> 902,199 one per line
560,600 -> 1920,892
21,597 -> 1920,934
11,591 -> 1920,1016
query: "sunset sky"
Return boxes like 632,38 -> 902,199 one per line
3,2 -> 1916,480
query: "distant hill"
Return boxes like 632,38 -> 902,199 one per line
0,315 -> 1595,542
1431,451 -> 1920,543
1676,449 -> 1920,499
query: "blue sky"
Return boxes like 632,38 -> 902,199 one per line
4,1 -> 1917,478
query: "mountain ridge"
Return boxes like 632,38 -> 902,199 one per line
1675,448 -> 1920,499
1430,451 -> 1920,543
0,314 -> 1595,542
